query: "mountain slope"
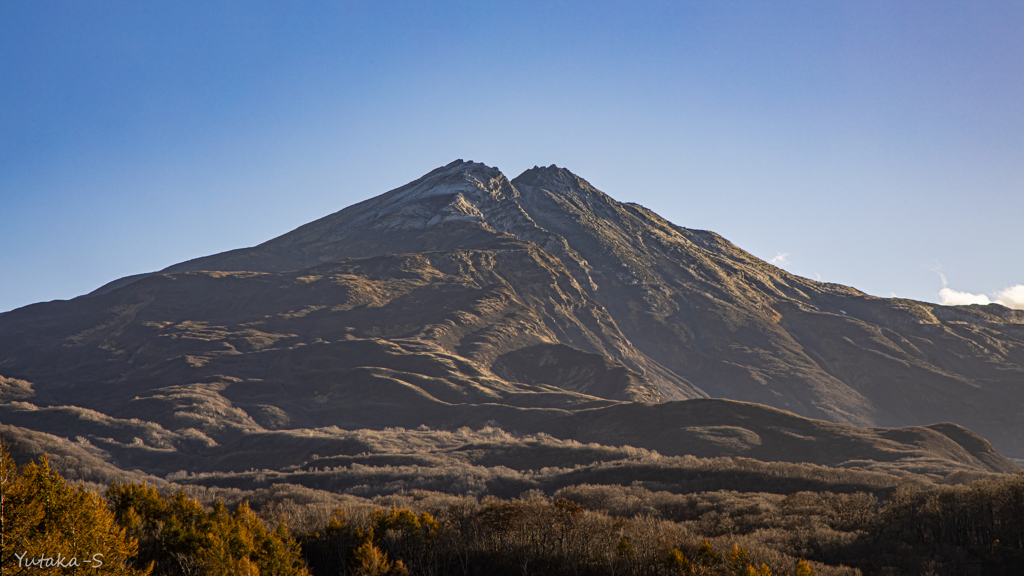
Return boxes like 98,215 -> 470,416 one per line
3,160 -> 1023,464
511,165 -> 1024,454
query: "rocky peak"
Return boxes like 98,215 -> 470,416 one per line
514,164 -> 580,187
513,165 -> 609,203
371,160 -> 515,210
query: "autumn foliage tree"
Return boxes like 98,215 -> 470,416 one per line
0,442 -> 147,575
106,482 -> 309,576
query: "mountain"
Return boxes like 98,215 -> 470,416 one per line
0,160 -> 1021,481
511,166 -> 1024,442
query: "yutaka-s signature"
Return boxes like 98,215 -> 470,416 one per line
13,552 -> 104,569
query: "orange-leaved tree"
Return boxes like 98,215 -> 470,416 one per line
107,482 -> 309,576
0,442 -> 148,575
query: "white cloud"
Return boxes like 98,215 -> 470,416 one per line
936,274 -> 1024,310
994,285 -> 1024,310
770,252 -> 790,265
938,287 -> 992,306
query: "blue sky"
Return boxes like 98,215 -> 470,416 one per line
2,1 -> 1022,312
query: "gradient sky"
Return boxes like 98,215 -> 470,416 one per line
2,1 -> 1022,313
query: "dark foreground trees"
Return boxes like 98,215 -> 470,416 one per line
2,439 -> 820,576
6,441 -> 1024,575
867,476 -> 1024,574
299,496 -> 820,576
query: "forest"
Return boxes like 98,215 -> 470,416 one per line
3,442 -> 1024,576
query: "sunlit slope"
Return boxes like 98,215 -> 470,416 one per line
511,165 -> 1024,455
2,159 -> 1023,463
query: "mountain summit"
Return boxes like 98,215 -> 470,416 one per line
2,160 -> 1023,467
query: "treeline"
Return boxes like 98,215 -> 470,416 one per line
548,480 -> 1024,575
869,478 -> 1024,573
5,443 -> 1024,575
180,452 -> 923,501
0,443 -> 826,575
297,497 -> 822,576
4,421 -> 1005,507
